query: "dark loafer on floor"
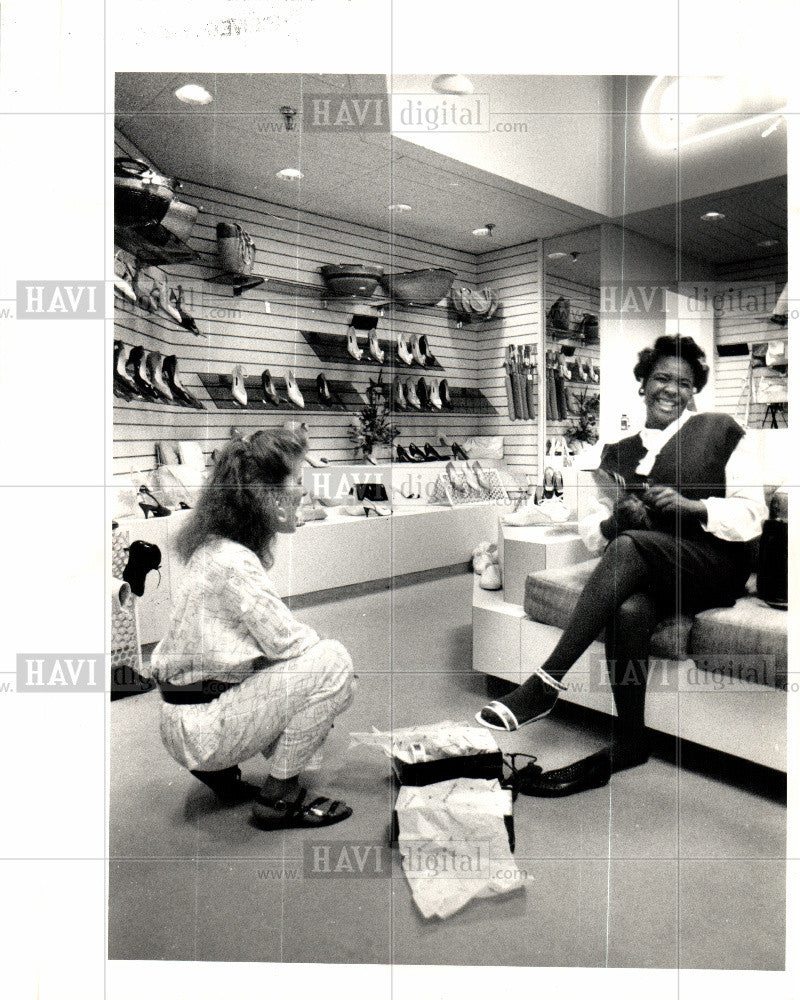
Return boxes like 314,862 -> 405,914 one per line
515,750 -> 613,797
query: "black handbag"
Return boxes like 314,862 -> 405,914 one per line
757,490 -> 788,609
578,312 -> 599,342
350,483 -> 388,503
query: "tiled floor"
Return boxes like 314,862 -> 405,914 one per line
109,572 -> 786,968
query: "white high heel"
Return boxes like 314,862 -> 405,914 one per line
369,328 -> 385,363
285,371 -> 305,409
411,334 -> 427,366
347,325 -> 363,361
405,379 -> 421,410
397,333 -> 414,366
461,462 -> 480,492
231,365 -> 248,408
113,252 -> 137,303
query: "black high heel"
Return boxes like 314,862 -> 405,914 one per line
138,485 -> 171,517
396,445 -> 414,463
439,379 -> 452,408
114,341 -> 140,397
316,372 -> 332,404
408,443 -> 428,462
423,443 -> 446,461
417,377 -> 429,409
452,442 -> 469,461
162,355 -> 204,409
261,369 -> 283,407
127,346 -> 159,399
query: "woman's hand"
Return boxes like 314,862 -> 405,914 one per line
643,486 -> 707,523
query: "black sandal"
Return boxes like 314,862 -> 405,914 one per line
251,788 -> 353,829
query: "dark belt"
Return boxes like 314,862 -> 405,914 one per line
159,678 -> 237,705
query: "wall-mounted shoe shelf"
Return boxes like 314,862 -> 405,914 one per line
390,387 -> 497,417
114,224 -> 199,266
300,330 -> 444,372
198,373 -> 363,413
113,386 -> 205,410
545,323 -> 599,346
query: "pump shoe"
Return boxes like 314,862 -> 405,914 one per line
410,334 -> 426,366
392,375 -> 407,411
316,372 -> 332,405
408,443 -> 428,463
423,443 -> 446,461
428,380 -> 442,410
231,365 -> 248,408
261,369 -> 283,407
114,341 -> 140,397
284,371 -> 305,409
397,333 -> 414,366
368,328 -> 385,363
145,351 -> 174,402
127,346 -> 159,399
113,252 -> 137,303
163,355 -> 203,409
170,286 -> 201,337
151,281 -> 183,324
416,377 -> 429,409
396,445 -> 415,463
347,325 -> 363,361
131,268 -> 157,313
405,379 -> 422,410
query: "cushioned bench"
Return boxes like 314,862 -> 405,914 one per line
524,559 -> 788,691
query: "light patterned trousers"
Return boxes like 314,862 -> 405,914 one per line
158,640 -> 355,779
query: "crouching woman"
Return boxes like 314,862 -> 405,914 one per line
149,429 -> 355,829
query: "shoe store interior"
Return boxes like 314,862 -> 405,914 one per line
110,74 -> 789,968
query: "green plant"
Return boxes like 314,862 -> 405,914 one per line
567,389 -> 600,447
348,374 -> 400,457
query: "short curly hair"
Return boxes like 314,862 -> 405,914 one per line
633,334 -> 709,392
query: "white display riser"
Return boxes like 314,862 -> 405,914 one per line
117,503 -> 502,646
472,580 -> 786,772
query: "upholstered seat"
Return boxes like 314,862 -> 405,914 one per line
523,561 -> 787,691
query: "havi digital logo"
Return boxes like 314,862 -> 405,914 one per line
16,654 -> 105,692
17,281 -> 104,319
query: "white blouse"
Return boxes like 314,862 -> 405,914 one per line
578,412 -> 768,555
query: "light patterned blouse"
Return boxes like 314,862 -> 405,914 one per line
150,537 -> 320,687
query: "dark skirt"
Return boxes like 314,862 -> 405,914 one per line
620,529 -> 753,617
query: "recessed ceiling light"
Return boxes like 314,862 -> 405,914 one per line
388,203 -> 412,213
757,238 -> 779,248
432,74 -> 474,95
276,168 -> 304,182
472,223 -> 496,238
701,211 -> 726,221
174,84 -> 213,105
547,251 -> 568,260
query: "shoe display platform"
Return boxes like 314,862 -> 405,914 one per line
472,522 -> 786,771
118,499 -> 501,645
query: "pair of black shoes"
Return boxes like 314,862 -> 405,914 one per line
396,442 -> 445,463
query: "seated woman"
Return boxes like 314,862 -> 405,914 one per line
477,334 -> 767,796
149,428 -> 355,828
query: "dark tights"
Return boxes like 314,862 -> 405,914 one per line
501,536 -> 658,748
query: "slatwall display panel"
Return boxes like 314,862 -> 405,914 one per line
114,130 -> 491,478
713,269 -> 788,430
474,243 -> 540,486
543,274 -> 601,448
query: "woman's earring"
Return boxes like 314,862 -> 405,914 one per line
638,387 -> 645,396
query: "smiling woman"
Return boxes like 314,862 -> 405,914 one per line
477,334 -> 768,796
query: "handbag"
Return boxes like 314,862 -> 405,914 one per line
578,312 -> 599,342
216,221 -> 256,275
461,436 -> 504,460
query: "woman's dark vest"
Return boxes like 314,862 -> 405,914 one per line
599,412 -> 746,540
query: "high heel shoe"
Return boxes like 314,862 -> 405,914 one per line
423,443 -> 446,461
416,377 -> 429,409
347,325 -> 363,361
128,345 -> 159,399
471,460 -> 491,490
408,443 -> 428,462
451,441 -> 470,461
461,462 -> 480,492
285,371 -> 305,409
151,281 -> 183,324
397,333 -> 414,366
445,461 -> 468,494
396,445 -> 414,463
428,380 -> 442,410
138,486 -> 171,518
261,369 -> 283,407
316,372 -> 332,404
411,334 -> 426,366
405,379 -> 421,410
163,355 -> 203,409
542,467 -> 555,500
122,540 -> 163,596
363,498 -> 391,517
170,285 -> 201,337
392,375 -> 407,411
553,470 -> 564,499
439,379 -> 452,408
114,341 -> 140,397
368,328 -> 385,363
113,252 -> 137,304
145,351 -> 174,402
231,365 -> 248,408
131,267 -> 157,312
